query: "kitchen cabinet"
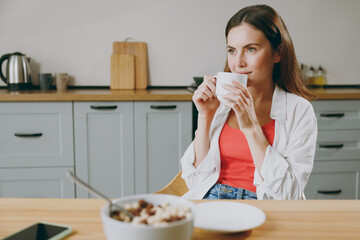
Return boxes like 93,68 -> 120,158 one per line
0,100 -> 192,199
0,102 -> 75,198
305,100 -> 360,199
74,101 -> 192,198
0,167 -> 75,198
73,102 -> 135,198
134,102 -> 192,193
305,161 -> 360,199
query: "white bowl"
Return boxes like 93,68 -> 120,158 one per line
101,194 -> 195,240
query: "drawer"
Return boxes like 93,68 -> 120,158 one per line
0,167 -> 75,198
315,130 -> 360,161
312,100 -> 360,130
305,160 -> 360,199
0,102 -> 74,167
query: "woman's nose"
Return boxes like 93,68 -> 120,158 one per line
236,53 -> 246,68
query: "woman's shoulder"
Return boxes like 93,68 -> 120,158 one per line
285,91 -> 313,109
273,86 -> 313,114
284,91 -> 316,124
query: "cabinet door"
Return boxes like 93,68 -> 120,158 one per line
0,102 -> 74,167
74,102 -> 134,198
312,100 -> 360,130
0,167 -> 75,198
315,130 -> 360,161
134,102 -> 192,194
305,161 -> 360,199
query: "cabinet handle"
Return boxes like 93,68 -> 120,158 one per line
320,113 -> 345,118
150,105 -> 177,110
90,105 -> 118,110
319,144 -> 344,149
317,189 -> 342,194
14,133 -> 43,137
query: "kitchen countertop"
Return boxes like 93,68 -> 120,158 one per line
0,88 -> 193,102
0,87 -> 360,101
310,87 -> 360,100
1,198 -> 360,240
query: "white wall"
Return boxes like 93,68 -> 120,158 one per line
1,0 -> 359,87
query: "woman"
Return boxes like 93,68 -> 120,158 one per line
180,5 -> 317,200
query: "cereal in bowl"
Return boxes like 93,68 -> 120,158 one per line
110,199 -> 192,226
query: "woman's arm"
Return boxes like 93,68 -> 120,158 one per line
222,80 -> 269,175
255,101 -> 318,199
193,114 -> 213,168
191,75 -> 219,168
242,125 -> 269,177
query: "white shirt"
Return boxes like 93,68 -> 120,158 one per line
181,86 -> 317,200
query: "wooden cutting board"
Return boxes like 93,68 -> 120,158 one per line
110,54 -> 135,89
113,41 -> 148,89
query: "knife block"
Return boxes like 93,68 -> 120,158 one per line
110,54 -> 135,90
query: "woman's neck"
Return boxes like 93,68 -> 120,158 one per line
248,80 -> 275,108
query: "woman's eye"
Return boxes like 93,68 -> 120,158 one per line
247,47 -> 256,53
227,49 -> 236,54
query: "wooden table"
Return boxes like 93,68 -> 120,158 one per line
1,198 -> 360,239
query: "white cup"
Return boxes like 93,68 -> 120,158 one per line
215,72 -> 248,103
55,73 -> 70,91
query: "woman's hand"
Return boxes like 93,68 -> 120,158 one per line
223,80 -> 259,130
192,75 -> 220,118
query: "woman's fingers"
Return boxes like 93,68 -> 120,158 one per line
232,80 -> 252,101
224,94 -> 247,111
223,84 -> 249,105
203,75 -> 216,95
193,89 -> 209,102
224,98 -> 245,110
194,75 -> 216,101
195,86 -> 213,102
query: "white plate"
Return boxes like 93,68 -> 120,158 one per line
194,201 -> 266,233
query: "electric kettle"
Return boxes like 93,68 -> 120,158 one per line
0,52 -> 32,90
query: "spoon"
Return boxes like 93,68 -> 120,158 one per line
66,171 -> 134,220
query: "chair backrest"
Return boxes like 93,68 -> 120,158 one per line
155,171 -> 189,196
155,171 -> 306,199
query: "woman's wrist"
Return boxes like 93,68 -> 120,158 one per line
241,122 -> 261,135
193,114 -> 213,169
196,114 -> 213,136
242,123 -> 266,143
197,112 -> 215,123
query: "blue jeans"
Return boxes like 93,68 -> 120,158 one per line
203,183 -> 257,200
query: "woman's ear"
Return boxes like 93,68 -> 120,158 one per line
273,48 -> 281,63
273,51 -> 281,63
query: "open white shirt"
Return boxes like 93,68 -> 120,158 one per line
181,86 -> 317,200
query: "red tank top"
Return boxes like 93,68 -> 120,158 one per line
217,119 -> 275,192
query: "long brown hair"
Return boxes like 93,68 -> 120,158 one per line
224,5 -> 314,100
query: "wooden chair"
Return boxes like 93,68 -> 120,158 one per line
155,171 -> 189,196
156,171 -> 306,199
